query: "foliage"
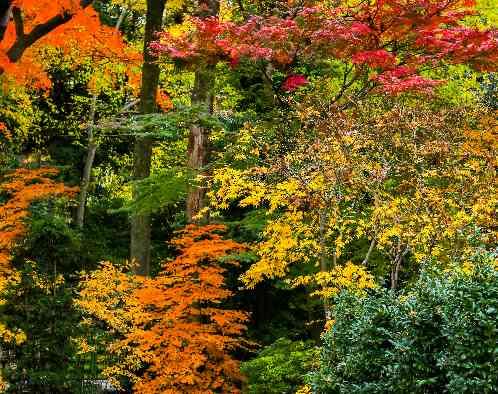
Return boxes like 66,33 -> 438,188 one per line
0,0 -> 137,89
0,0 -> 496,389
77,224 -> 249,393
0,167 -> 77,272
0,167 -> 82,392
0,260 -> 91,393
210,103 -> 496,297
118,167 -> 190,215
241,337 -> 318,394
153,0 -> 498,96
310,253 -> 498,393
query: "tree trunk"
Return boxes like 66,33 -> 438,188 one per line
76,13 -> 125,229
186,0 -> 219,223
76,93 -> 97,229
390,245 -> 409,290
186,66 -> 216,222
115,7 -> 127,31
130,0 -> 165,276
362,238 -> 376,266
319,210 -> 333,322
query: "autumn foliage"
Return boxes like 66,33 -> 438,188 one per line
152,0 -> 498,94
77,224 -> 249,394
0,167 -> 77,272
0,1 -> 136,89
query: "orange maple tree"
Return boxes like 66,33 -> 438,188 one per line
0,1 -> 135,89
77,224 -> 249,394
0,167 -> 78,272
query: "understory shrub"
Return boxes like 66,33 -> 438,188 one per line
242,337 -> 318,394
311,257 -> 498,394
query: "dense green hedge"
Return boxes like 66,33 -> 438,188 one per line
311,261 -> 498,394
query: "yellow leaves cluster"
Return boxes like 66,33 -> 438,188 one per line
241,212 -> 318,287
296,384 -> 313,394
109,0 -> 146,13
291,262 -> 377,299
0,321 -> 26,345
366,111 -> 497,264
113,0 -> 187,13
76,260 -> 143,336
0,375 -> 6,393
211,103 -> 496,300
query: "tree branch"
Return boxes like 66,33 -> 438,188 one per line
11,6 -> 24,43
362,238 -> 376,266
0,0 -> 12,42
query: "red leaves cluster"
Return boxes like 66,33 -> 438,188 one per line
352,50 -> 396,69
281,74 -> 309,92
152,0 -> 498,95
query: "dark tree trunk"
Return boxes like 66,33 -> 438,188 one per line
130,0 -> 165,276
390,245 -> 409,290
319,210 -> 333,322
0,1 -> 11,42
186,0 -> 219,222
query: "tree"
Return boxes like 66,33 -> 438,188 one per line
77,224 -> 249,393
311,253 -> 498,393
186,0 -> 220,222
0,167 -> 77,272
130,0 -> 165,276
75,8 -> 141,229
0,1 -> 132,88
152,0 -> 498,101
150,0 -> 498,295
207,100 -> 496,322
0,167 -> 79,391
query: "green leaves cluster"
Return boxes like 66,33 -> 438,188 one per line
241,337 -> 318,394
311,255 -> 498,393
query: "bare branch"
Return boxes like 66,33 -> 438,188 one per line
362,238 -> 376,266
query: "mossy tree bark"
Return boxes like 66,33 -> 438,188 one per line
186,0 -> 220,223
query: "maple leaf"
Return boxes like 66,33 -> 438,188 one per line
281,75 -> 309,92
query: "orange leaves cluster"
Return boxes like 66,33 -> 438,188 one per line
462,111 -> 498,167
0,3 -> 140,89
0,49 -> 50,89
78,225 -> 249,394
0,167 -> 77,272
12,0 -> 85,26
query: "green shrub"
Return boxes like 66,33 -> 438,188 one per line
242,338 -> 318,394
311,259 -> 498,394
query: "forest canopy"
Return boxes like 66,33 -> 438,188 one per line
0,0 -> 497,393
